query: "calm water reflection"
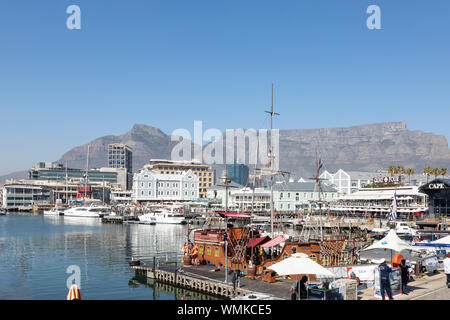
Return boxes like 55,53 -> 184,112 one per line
0,214 -> 216,300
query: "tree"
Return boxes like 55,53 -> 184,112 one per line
440,168 -> 448,178
388,165 -> 397,179
405,168 -> 415,185
397,166 -> 405,185
431,168 -> 440,180
423,166 -> 432,183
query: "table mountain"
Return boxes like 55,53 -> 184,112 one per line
2,121 -> 447,184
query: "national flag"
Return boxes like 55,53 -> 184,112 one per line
388,191 -> 398,222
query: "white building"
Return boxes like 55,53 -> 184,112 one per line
206,180 -> 339,212
273,181 -> 338,212
133,169 -> 199,202
330,186 -> 428,217
320,169 -> 373,195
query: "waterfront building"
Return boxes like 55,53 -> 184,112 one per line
273,181 -> 339,212
28,162 -> 127,191
206,180 -> 338,213
1,183 -> 52,211
330,186 -> 428,219
111,190 -> 134,204
133,168 -> 199,202
226,160 -> 249,186
419,179 -> 450,218
232,188 -> 271,212
206,181 -> 245,209
108,143 -> 133,190
144,159 -> 214,198
4,178 -> 115,204
320,169 -> 373,195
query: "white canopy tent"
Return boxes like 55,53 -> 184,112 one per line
362,229 -> 419,253
432,235 -> 450,245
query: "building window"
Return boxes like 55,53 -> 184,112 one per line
214,247 -> 220,257
199,246 -> 204,255
206,246 -> 211,256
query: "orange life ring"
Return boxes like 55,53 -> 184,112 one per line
413,237 -> 419,243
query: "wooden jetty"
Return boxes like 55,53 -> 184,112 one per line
131,262 -> 288,299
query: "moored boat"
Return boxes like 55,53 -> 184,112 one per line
43,206 -> 65,216
64,206 -> 112,218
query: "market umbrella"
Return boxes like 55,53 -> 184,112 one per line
268,253 -> 335,300
267,253 -> 335,277
67,285 -> 82,300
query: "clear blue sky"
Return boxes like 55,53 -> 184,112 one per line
1,0 -> 449,175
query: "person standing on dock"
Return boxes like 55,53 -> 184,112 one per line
399,259 -> 410,294
378,259 -> 393,300
444,253 -> 450,288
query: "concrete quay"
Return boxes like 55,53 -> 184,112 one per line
358,268 -> 449,300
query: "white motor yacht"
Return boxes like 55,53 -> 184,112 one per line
139,208 -> 186,224
64,206 -> 112,218
43,206 -> 65,216
137,214 -> 156,225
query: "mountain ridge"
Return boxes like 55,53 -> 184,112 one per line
1,121 -> 449,183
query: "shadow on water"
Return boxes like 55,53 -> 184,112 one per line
129,274 -> 221,300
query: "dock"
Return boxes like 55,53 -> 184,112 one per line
131,261 -> 290,300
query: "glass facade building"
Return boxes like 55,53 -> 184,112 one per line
226,161 -> 249,187
28,166 -> 118,184
108,144 -> 133,190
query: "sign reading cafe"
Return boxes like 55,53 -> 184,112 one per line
428,183 -> 445,189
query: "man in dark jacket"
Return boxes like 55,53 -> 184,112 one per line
378,259 -> 393,300
399,259 -> 410,294
299,275 -> 308,300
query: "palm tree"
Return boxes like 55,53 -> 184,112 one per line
440,168 -> 448,178
431,168 -> 440,180
423,166 -> 432,183
405,168 -> 415,185
397,165 -> 405,185
388,165 -> 397,180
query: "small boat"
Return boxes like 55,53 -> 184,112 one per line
43,206 -> 65,216
64,206 -> 112,218
139,207 -> 186,224
138,214 -> 156,225
0,209 -> 6,215
128,259 -> 141,267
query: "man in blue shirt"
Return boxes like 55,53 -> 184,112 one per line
378,258 -> 394,300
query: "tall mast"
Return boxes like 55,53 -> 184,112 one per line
65,160 -> 68,205
265,83 -> 279,237
311,149 -> 324,241
84,145 -> 90,202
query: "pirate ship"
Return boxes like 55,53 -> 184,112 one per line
181,84 -> 367,278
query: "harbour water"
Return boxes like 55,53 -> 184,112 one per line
0,213 -> 218,300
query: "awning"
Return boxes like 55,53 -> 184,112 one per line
247,236 -> 268,247
261,235 -> 286,248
